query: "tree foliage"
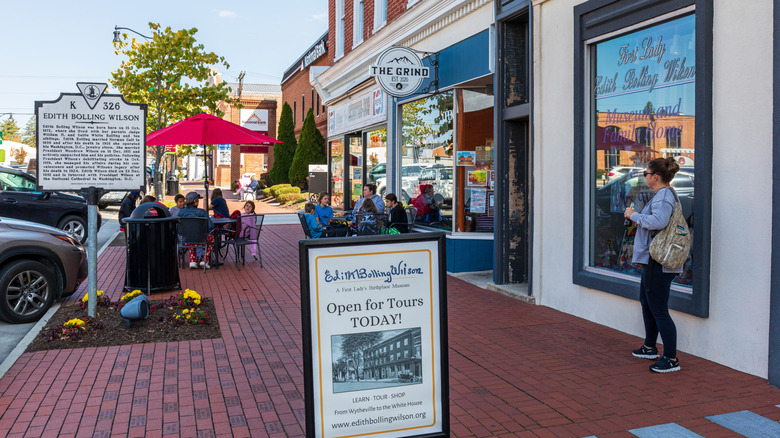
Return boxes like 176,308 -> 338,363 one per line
340,332 -> 383,381
1,117 -> 21,142
400,92 -> 453,159
21,116 -> 36,147
270,102 -> 296,184
289,108 -> 326,186
109,22 -> 232,194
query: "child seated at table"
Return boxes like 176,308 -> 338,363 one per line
241,201 -> 259,260
303,203 -> 323,239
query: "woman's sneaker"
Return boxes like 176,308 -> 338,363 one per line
632,345 -> 659,359
650,356 -> 681,373
189,262 -> 198,269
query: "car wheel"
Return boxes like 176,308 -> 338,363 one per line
0,260 -> 56,324
58,215 -> 87,243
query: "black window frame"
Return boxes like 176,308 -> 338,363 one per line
572,0 -> 713,317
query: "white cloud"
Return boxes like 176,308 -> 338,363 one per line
309,11 -> 327,21
218,10 -> 238,18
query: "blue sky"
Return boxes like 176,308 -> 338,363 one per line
0,0 -> 328,129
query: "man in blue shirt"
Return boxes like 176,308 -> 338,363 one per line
353,183 -> 385,213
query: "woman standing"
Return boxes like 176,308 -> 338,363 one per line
624,157 -> 683,373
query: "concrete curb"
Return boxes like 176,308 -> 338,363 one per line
0,230 -> 121,380
0,303 -> 60,379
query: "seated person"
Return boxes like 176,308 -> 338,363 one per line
210,188 -> 230,218
178,192 -> 215,269
385,193 -> 408,233
240,176 -> 259,198
315,192 -> 333,227
353,183 -> 386,214
303,203 -> 323,238
169,194 -> 185,217
355,198 -> 383,235
413,184 -> 443,223
138,195 -> 166,217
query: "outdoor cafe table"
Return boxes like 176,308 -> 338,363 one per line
211,217 -> 236,268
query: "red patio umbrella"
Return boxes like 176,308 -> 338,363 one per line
146,112 -> 281,211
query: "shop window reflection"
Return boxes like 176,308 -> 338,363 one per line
400,91 -> 454,229
591,14 -> 696,287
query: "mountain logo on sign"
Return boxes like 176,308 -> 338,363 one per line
388,56 -> 414,65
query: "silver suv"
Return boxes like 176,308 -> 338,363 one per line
0,217 -> 87,323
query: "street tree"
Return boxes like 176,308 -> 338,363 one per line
270,102 -> 296,184
1,117 -> 21,142
289,108 -> 326,187
340,332 -> 382,382
21,116 -> 36,147
110,22 -> 232,196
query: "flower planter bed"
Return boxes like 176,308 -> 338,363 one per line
25,296 -> 221,353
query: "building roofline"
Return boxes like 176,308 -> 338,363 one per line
282,31 -> 329,84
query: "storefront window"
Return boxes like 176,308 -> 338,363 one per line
330,139 -> 345,210
590,14 -> 695,287
456,89 -> 494,233
366,128 -> 387,185
400,91 -> 453,229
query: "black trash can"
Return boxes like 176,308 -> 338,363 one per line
122,202 -> 181,292
166,176 -> 179,196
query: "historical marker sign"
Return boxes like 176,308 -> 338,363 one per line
35,82 -> 147,192
300,233 -> 449,438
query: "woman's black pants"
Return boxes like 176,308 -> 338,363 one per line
639,259 -> 678,358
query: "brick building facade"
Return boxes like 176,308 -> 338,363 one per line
216,81 -> 281,187
281,32 -> 329,141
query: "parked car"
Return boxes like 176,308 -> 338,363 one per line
596,168 -> 694,222
606,166 -> 642,182
98,191 -> 129,209
376,164 -> 431,203
0,217 -> 87,323
367,163 -> 387,184
0,166 -> 98,243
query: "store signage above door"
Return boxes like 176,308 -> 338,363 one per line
370,46 -> 430,98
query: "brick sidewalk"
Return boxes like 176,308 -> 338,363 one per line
0,224 -> 778,437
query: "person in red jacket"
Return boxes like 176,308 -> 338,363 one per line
413,184 -> 442,223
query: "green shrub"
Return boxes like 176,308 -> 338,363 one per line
275,186 -> 301,196
263,188 -> 273,198
268,183 -> 292,198
276,193 -> 307,204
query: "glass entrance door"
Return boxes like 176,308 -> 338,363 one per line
346,134 -> 363,210
329,139 -> 345,210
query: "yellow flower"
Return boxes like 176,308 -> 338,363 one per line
64,318 -> 85,328
182,309 -> 189,314
81,290 -> 104,302
194,299 -> 201,305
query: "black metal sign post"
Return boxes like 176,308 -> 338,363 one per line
300,233 -> 450,438
36,83 -> 146,317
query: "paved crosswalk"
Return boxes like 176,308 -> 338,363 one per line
583,406 -> 780,437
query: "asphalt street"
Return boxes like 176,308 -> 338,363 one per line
0,206 -> 121,369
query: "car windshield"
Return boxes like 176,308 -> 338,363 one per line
0,171 -> 36,191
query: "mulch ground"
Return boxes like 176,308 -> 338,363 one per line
25,297 -> 221,353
